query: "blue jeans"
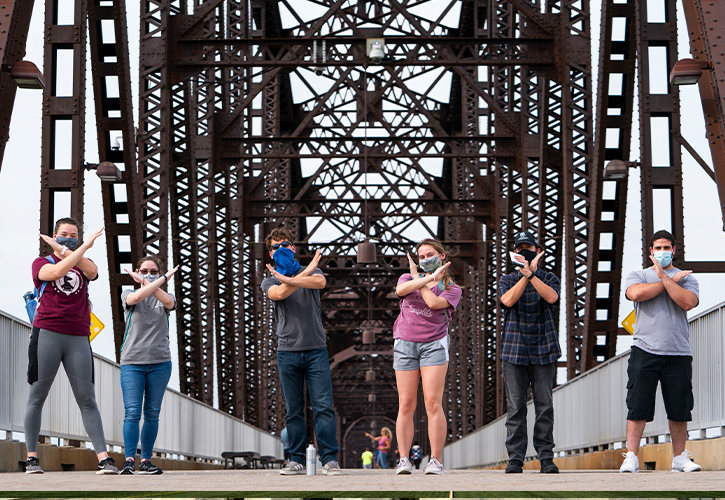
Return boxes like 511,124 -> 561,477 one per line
376,451 -> 388,469
120,361 -> 172,459
277,348 -> 339,465
502,360 -> 556,462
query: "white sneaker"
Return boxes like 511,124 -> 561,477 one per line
424,457 -> 444,475
395,457 -> 413,475
279,460 -> 305,475
619,452 -> 639,473
672,449 -> 702,472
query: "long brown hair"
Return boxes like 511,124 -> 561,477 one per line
416,238 -> 457,291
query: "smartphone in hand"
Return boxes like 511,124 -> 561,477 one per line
509,251 -> 525,267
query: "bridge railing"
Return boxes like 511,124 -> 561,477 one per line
0,309 -> 282,462
442,300 -> 725,469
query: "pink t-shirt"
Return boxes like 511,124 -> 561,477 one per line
32,254 -> 93,336
378,435 -> 391,453
393,273 -> 462,343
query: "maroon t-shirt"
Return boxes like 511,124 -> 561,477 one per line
32,254 -> 94,336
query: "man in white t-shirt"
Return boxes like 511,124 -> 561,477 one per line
620,230 -> 701,473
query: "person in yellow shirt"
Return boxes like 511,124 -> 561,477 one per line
361,448 -> 374,469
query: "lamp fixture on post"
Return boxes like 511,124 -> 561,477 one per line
5,61 -> 45,89
603,159 -> 639,181
669,58 -> 712,86
85,161 -> 122,182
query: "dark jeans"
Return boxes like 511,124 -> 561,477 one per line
121,361 -> 172,459
277,348 -> 339,465
503,360 -> 556,462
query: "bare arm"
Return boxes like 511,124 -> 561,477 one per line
629,256 -> 697,310
417,262 -> 454,309
124,265 -> 179,308
501,252 -> 557,305
37,228 -> 103,281
626,282 -> 665,302
661,274 -> 699,311
266,250 -> 325,301
500,274 -> 529,308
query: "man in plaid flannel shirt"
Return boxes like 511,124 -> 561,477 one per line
499,231 -> 561,474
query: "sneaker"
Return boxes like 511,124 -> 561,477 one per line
139,459 -> 163,475
672,449 -> 702,472
505,459 -> 523,474
97,456 -> 120,475
396,457 -> 413,475
25,456 -> 43,474
540,458 -> 559,474
280,460 -> 305,475
423,457 -> 444,475
321,460 -> 342,475
619,451 -> 639,473
120,459 -> 135,475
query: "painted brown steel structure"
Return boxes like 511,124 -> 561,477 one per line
6,0 -> 720,465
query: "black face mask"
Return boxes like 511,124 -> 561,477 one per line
517,249 -> 538,265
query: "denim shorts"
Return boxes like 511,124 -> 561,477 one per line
393,335 -> 450,370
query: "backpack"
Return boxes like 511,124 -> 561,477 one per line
23,256 -> 55,324
410,445 -> 423,461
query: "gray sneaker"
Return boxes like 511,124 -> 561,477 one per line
322,460 -> 342,475
424,457 -> 444,475
280,460 -> 306,475
96,456 -> 120,475
396,456 -> 413,475
25,456 -> 43,474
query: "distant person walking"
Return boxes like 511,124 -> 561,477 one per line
118,256 -> 179,475
24,219 -> 119,474
620,230 -> 701,473
392,239 -> 462,475
365,427 -> 393,469
410,442 -> 423,469
361,448 -> 374,469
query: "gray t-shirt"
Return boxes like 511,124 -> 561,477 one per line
625,267 -> 699,356
261,268 -> 326,351
121,289 -> 176,364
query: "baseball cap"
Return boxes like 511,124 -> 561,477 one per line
514,231 -> 539,249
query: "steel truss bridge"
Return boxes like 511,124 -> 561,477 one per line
0,0 -> 724,468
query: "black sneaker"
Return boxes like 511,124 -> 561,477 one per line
540,458 -> 559,473
505,459 -> 523,473
139,459 -> 163,475
25,456 -> 43,474
97,456 -> 120,475
120,459 -> 135,475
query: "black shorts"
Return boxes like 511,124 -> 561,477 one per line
626,346 -> 693,422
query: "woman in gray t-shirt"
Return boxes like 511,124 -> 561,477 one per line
119,256 -> 178,475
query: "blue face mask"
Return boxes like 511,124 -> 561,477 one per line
273,247 -> 301,277
419,255 -> 442,273
654,250 -> 673,267
56,236 -> 79,250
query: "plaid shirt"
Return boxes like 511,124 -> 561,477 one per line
498,267 -> 561,365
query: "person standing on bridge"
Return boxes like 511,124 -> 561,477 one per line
499,231 -> 560,474
261,227 -> 342,476
620,230 -> 701,473
393,239 -> 462,475
24,219 -> 119,474
118,256 -> 179,475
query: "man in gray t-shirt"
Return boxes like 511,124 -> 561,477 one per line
619,230 -> 701,474
260,227 -> 341,476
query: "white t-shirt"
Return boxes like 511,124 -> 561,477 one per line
625,267 -> 699,356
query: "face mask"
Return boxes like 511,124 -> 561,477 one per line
419,255 -> 442,273
654,250 -> 673,267
146,274 -> 160,283
56,236 -> 79,250
517,249 -> 537,265
273,247 -> 301,277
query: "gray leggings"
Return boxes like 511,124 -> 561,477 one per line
24,329 -> 107,454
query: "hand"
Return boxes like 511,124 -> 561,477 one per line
266,263 -> 292,284
39,233 -> 64,253
406,252 -> 419,277
302,249 -> 322,275
81,227 -> 105,249
165,264 -> 180,281
529,250 -> 545,274
124,268 -> 147,286
673,270 -> 692,283
649,250 -> 665,279
432,261 -> 452,282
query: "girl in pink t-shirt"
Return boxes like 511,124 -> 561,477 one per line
393,239 -> 461,475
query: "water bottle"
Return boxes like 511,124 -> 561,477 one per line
306,443 -> 316,475
24,292 -> 37,323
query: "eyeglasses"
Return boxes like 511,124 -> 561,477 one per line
138,269 -> 159,275
271,241 -> 291,250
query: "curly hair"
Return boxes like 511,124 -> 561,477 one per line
264,226 -> 295,251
